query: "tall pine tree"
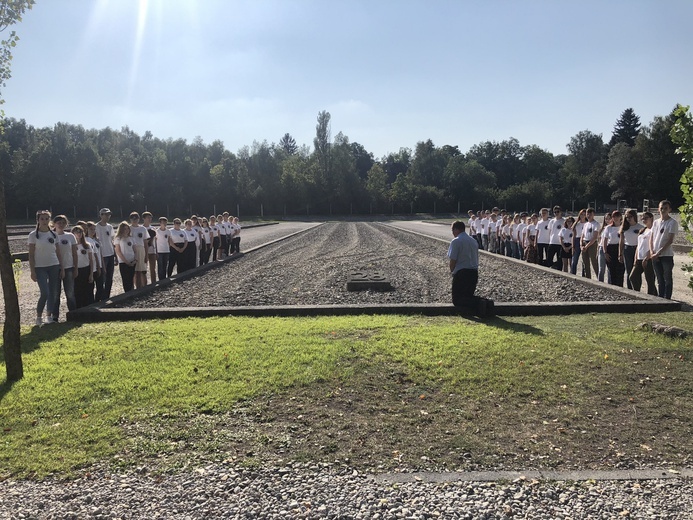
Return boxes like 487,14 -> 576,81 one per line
609,108 -> 641,147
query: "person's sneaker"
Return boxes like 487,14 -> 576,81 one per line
44,317 -> 57,325
35,317 -> 43,327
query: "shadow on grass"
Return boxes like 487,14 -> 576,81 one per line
469,315 -> 545,336
0,321 -> 80,403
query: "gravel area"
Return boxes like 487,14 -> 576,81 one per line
121,222 -> 636,309
1,463 -> 692,519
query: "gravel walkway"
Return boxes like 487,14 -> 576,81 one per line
121,222 -> 635,309
1,463 -> 692,519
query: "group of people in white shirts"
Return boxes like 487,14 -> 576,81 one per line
466,199 -> 679,300
27,208 -> 241,326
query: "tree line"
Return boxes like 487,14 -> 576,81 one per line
0,107 -> 685,220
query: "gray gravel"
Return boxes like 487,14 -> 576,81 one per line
121,222 -> 636,309
1,463 -> 692,519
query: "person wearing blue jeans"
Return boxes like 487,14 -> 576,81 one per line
649,200 -> 678,299
28,210 -> 63,326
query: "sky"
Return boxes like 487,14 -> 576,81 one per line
4,0 -> 692,159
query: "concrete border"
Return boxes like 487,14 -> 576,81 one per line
374,468 -> 693,484
66,299 -> 681,323
67,221 -> 682,323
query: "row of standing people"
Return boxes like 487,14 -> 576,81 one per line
467,200 -> 678,299
27,208 -> 241,326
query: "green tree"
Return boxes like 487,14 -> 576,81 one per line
670,104 -> 693,289
279,132 -> 297,155
1,0 -> 34,383
609,107 -> 641,148
606,142 -> 641,205
365,162 -> 389,211
313,110 -> 332,210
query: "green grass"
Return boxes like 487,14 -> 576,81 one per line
1,313 -> 692,478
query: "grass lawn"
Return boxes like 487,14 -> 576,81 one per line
1,312 -> 692,479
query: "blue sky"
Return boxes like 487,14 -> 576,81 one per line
5,0 -> 692,159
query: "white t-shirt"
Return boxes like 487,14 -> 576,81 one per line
87,237 -> 102,271
548,217 -> 565,245
210,224 -> 220,238
115,237 -> 136,264
185,229 -> 199,246
232,223 -> 241,236
536,219 -> 551,244
56,232 -> 77,268
603,226 -> 620,247
480,218 -> 489,236
129,225 -> 147,248
581,220 -> 600,244
145,225 -> 156,254
573,221 -> 585,240
218,221 -> 228,236
156,228 -> 171,253
468,218 -> 477,234
651,217 -> 678,257
525,224 -> 536,247
170,229 -> 187,244
202,227 -> 211,245
559,227 -> 573,247
623,223 -> 644,247
76,242 -> 93,269
515,222 -> 527,242
95,222 -> 115,257
28,229 -> 60,268
636,228 -> 652,261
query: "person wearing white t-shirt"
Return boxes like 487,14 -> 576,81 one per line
156,217 -> 171,280
168,218 -> 188,276
128,212 -> 148,289
649,200 -> 678,299
28,210 -> 62,326
114,221 -> 136,292
183,219 -> 199,272
72,225 -> 95,309
86,222 -> 103,304
580,208 -> 600,279
52,215 -> 78,319
629,212 -> 657,295
209,216 -> 221,261
524,214 -> 538,263
142,212 -> 158,285
602,211 -> 625,287
515,213 -> 527,260
230,216 -> 242,254
95,208 -> 115,301
535,208 -> 551,266
218,212 -> 229,259
547,206 -> 566,269
618,209 -> 644,290
479,212 -> 490,251
558,217 -> 575,273
571,209 -> 587,275
201,218 -> 213,264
